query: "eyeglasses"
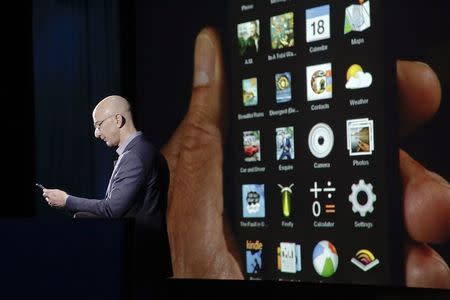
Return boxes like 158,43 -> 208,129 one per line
93,114 -> 117,131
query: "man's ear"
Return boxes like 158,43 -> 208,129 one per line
117,114 -> 126,128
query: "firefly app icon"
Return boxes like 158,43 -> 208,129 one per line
351,249 -> 380,271
278,184 -> 294,217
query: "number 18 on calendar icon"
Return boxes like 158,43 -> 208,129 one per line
306,5 -> 331,43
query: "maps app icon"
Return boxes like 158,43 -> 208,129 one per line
344,0 -> 371,34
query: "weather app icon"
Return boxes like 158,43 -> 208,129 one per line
312,240 -> 338,277
346,64 -> 372,89
351,249 -> 380,271
344,0 -> 371,34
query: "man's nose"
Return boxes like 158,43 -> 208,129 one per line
94,128 -> 100,138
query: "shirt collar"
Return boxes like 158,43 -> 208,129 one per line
116,131 -> 142,156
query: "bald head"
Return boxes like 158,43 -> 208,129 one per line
92,95 -> 137,147
93,95 -> 130,118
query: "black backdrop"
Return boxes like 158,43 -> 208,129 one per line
32,0 -> 121,218
2,1 -> 130,299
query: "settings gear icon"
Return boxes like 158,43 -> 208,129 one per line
348,179 -> 376,217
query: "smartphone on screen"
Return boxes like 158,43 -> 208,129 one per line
225,0 -> 403,286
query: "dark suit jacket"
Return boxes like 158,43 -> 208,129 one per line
66,134 -> 173,280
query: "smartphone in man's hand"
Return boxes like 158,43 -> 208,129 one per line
35,183 -> 46,190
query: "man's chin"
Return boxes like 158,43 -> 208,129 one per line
105,141 -> 117,147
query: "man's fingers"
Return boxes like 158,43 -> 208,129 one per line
163,28 -> 243,278
400,149 -> 450,243
406,243 -> 450,289
161,120 -> 188,208
186,27 -> 226,141
161,27 -> 224,181
168,26 -> 225,220
397,60 -> 441,138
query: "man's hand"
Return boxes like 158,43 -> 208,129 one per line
162,28 -> 450,288
43,188 -> 68,208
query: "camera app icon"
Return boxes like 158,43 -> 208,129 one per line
308,123 -> 334,158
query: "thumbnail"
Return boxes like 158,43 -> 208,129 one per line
277,242 -> 301,273
243,130 -> 261,162
276,127 -> 295,160
242,184 -> 265,218
237,20 -> 260,57
246,240 -> 263,274
275,72 -> 292,103
270,12 -> 295,49
242,77 -> 258,106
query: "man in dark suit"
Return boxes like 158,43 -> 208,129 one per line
43,95 -> 173,296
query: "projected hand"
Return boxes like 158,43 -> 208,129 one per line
397,61 -> 450,288
162,28 -> 450,288
161,28 -> 242,279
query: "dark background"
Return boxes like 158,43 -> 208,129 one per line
2,0 -> 449,299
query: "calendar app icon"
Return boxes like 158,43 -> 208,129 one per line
306,5 -> 331,43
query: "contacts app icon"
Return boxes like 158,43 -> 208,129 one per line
306,63 -> 332,101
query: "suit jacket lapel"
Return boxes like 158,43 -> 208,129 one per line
104,135 -> 143,198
